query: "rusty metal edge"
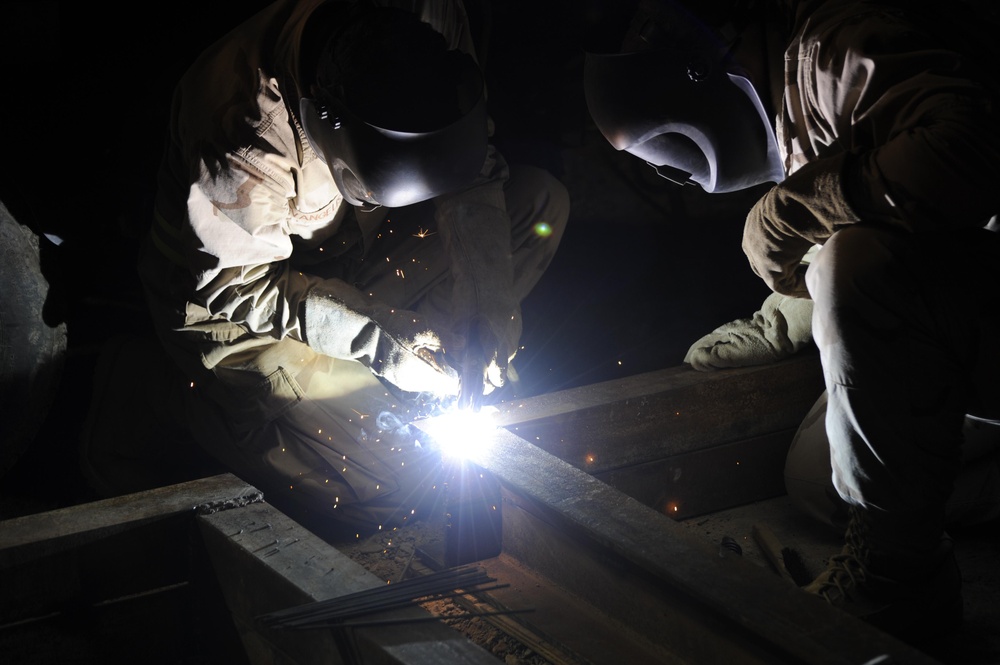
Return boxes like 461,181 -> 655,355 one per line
0,473 -> 258,567
445,426 -> 942,665
196,497 -> 501,665
494,355 -> 825,472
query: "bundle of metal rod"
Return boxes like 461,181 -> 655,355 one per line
256,564 -> 502,630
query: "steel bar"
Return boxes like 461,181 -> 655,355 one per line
415,419 -> 941,665
492,356 -> 824,519
197,496 -> 500,665
257,565 -> 497,629
493,354 -> 824,472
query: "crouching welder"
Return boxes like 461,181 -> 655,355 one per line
584,0 -> 1000,644
137,0 -> 568,537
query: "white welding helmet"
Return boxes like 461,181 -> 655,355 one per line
300,49 -> 487,209
583,2 -> 784,193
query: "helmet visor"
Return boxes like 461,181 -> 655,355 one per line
301,52 -> 488,208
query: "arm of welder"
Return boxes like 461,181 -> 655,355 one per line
198,259 -> 460,396
435,145 -> 520,411
304,279 -> 459,396
742,9 -> 1000,297
185,163 -> 459,396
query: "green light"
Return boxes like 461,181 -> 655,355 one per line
533,222 -> 553,238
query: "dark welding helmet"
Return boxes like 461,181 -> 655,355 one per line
300,50 -> 487,209
583,6 -> 784,193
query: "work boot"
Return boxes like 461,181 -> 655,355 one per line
805,505 -> 963,643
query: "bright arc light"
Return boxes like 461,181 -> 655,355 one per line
423,406 -> 500,461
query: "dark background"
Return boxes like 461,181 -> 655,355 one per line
0,1 -> 771,515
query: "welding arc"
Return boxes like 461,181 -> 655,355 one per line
256,564 -> 502,630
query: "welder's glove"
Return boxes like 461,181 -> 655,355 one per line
684,291 -> 814,372
436,184 -> 521,411
304,279 -> 459,396
743,153 -> 859,297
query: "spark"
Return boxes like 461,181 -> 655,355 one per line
413,227 -> 435,238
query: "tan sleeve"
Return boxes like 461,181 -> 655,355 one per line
185,157 -> 320,342
796,3 -> 1000,231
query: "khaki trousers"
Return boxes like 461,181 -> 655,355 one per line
788,225 -> 1000,551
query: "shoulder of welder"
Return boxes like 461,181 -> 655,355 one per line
170,0 -> 302,190
794,0 -> 1000,90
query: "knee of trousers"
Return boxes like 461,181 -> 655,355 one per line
806,226 -> 910,312
806,226 -> 919,356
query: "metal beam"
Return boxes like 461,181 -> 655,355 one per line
0,474 -> 500,665
495,354 -> 824,471
417,416 -> 941,665
197,499 -> 500,665
494,355 -> 824,518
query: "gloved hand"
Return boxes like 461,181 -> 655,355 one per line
743,153 -> 859,296
436,177 -> 521,411
304,279 -> 459,396
684,291 -> 814,371
453,313 -> 519,411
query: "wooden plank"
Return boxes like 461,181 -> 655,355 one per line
495,355 -> 823,472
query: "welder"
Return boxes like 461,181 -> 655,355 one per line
136,0 -> 568,537
585,0 -> 1000,643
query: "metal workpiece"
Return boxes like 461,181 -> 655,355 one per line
0,473 -> 500,665
196,493 -> 500,665
0,472 -> 258,568
417,418 -> 941,665
493,354 -> 824,471
493,355 -> 825,519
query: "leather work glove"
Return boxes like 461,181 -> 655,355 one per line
684,291 -> 814,371
453,315 -> 516,411
743,153 -> 859,297
304,279 -> 459,396
436,189 -> 521,412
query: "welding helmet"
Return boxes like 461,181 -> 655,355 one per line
583,1 -> 783,193
300,47 -> 487,209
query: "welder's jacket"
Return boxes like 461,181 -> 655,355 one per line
773,0 -> 1000,235
687,0 -> 1000,368
140,0 -> 509,410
